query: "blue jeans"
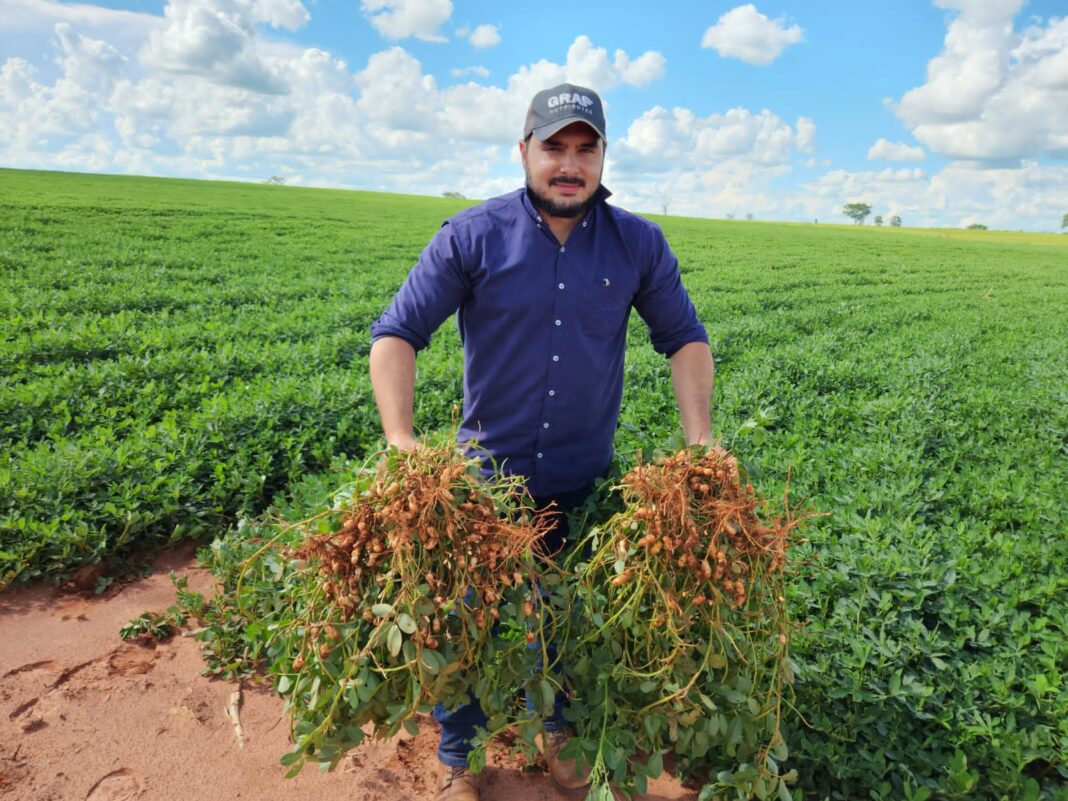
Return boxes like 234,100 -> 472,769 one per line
434,484 -> 592,767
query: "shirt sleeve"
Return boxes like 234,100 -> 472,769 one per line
370,220 -> 471,352
632,223 -> 709,358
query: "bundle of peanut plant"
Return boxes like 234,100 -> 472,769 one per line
245,439 -> 557,776
554,447 -> 803,800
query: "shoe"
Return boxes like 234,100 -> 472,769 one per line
434,762 -> 479,801
536,728 -> 592,794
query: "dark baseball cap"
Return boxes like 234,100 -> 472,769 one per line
524,83 -> 607,143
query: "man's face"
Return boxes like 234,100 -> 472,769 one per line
520,122 -> 605,219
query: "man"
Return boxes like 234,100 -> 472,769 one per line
369,83 -> 715,801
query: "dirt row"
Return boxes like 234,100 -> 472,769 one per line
0,546 -> 696,801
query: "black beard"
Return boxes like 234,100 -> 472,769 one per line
525,176 -> 598,219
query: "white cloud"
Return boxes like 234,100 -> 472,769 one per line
54,21 -> 127,84
140,0 -> 308,94
614,105 -> 814,173
0,58 -> 41,105
438,80 -> 512,143
605,104 -> 819,220
613,48 -> 667,87
701,4 -> 803,66
0,0 -> 159,39
891,4 -> 1068,160
451,65 -> 489,78
868,138 -> 925,161
1,27 -> 666,181
2,6 -> 1062,232
361,0 -> 452,42
798,160 -> 1068,231
531,35 -> 665,91
436,36 -> 666,144
355,46 -> 437,132
611,157 -> 795,221
0,23 -> 127,154
795,116 -> 816,153
251,0 -> 309,30
468,23 -> 499,49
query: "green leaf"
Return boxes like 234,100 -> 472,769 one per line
387,624 -> 402,657
647,750 -> 664,777
693,731 -> 709,758
414,598 -> 435,616
540,679 -> 556,714
284,762 -> 304,779
420,649 -> 444,675
396,612 -> 417,634
371,603 -> 394,618
280,750 -> 303,767
634,771 -> 648,796
643,713 -> 659,744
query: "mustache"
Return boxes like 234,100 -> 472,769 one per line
549,176 -> 585,187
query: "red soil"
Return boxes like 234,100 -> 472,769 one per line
0,546 -> 699,801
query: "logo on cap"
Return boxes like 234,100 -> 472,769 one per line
547,93 -> 595,110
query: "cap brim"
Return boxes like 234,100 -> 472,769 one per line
531,117 -> 607,143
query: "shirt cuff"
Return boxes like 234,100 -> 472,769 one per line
370,319 -> 429,352
658,325 -> 709,358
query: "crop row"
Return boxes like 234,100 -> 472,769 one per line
1,169 -> 1066,799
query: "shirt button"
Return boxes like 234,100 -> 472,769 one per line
552,355 -> 559,362
554,319 -> 561,326
548,390 -> 555,396
582,221 -> 588,227
537,452 -> 544,459
543,422 -> 550,428
558,283 -> 565,290
559,247 -> 565,253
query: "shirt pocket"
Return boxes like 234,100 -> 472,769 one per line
578,278 -> 632,340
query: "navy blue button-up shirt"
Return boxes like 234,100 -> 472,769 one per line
370,185 -> 708,496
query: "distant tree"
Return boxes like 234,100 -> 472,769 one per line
1062,213 -> 1067,228
967,223 -> 988,230
842,202 -> 872,224
874,215 -> 884,226
889,214 -> 902,227
725,213 -> 735,220
442,191 -> 466,199
264,176 -> 285,185
746,213 -> 754,221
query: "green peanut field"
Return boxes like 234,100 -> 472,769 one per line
1,167 -> 1065,800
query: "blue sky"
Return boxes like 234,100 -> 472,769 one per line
1,0 -> 1066,230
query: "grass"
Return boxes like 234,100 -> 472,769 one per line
1,167 -> 1065,799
